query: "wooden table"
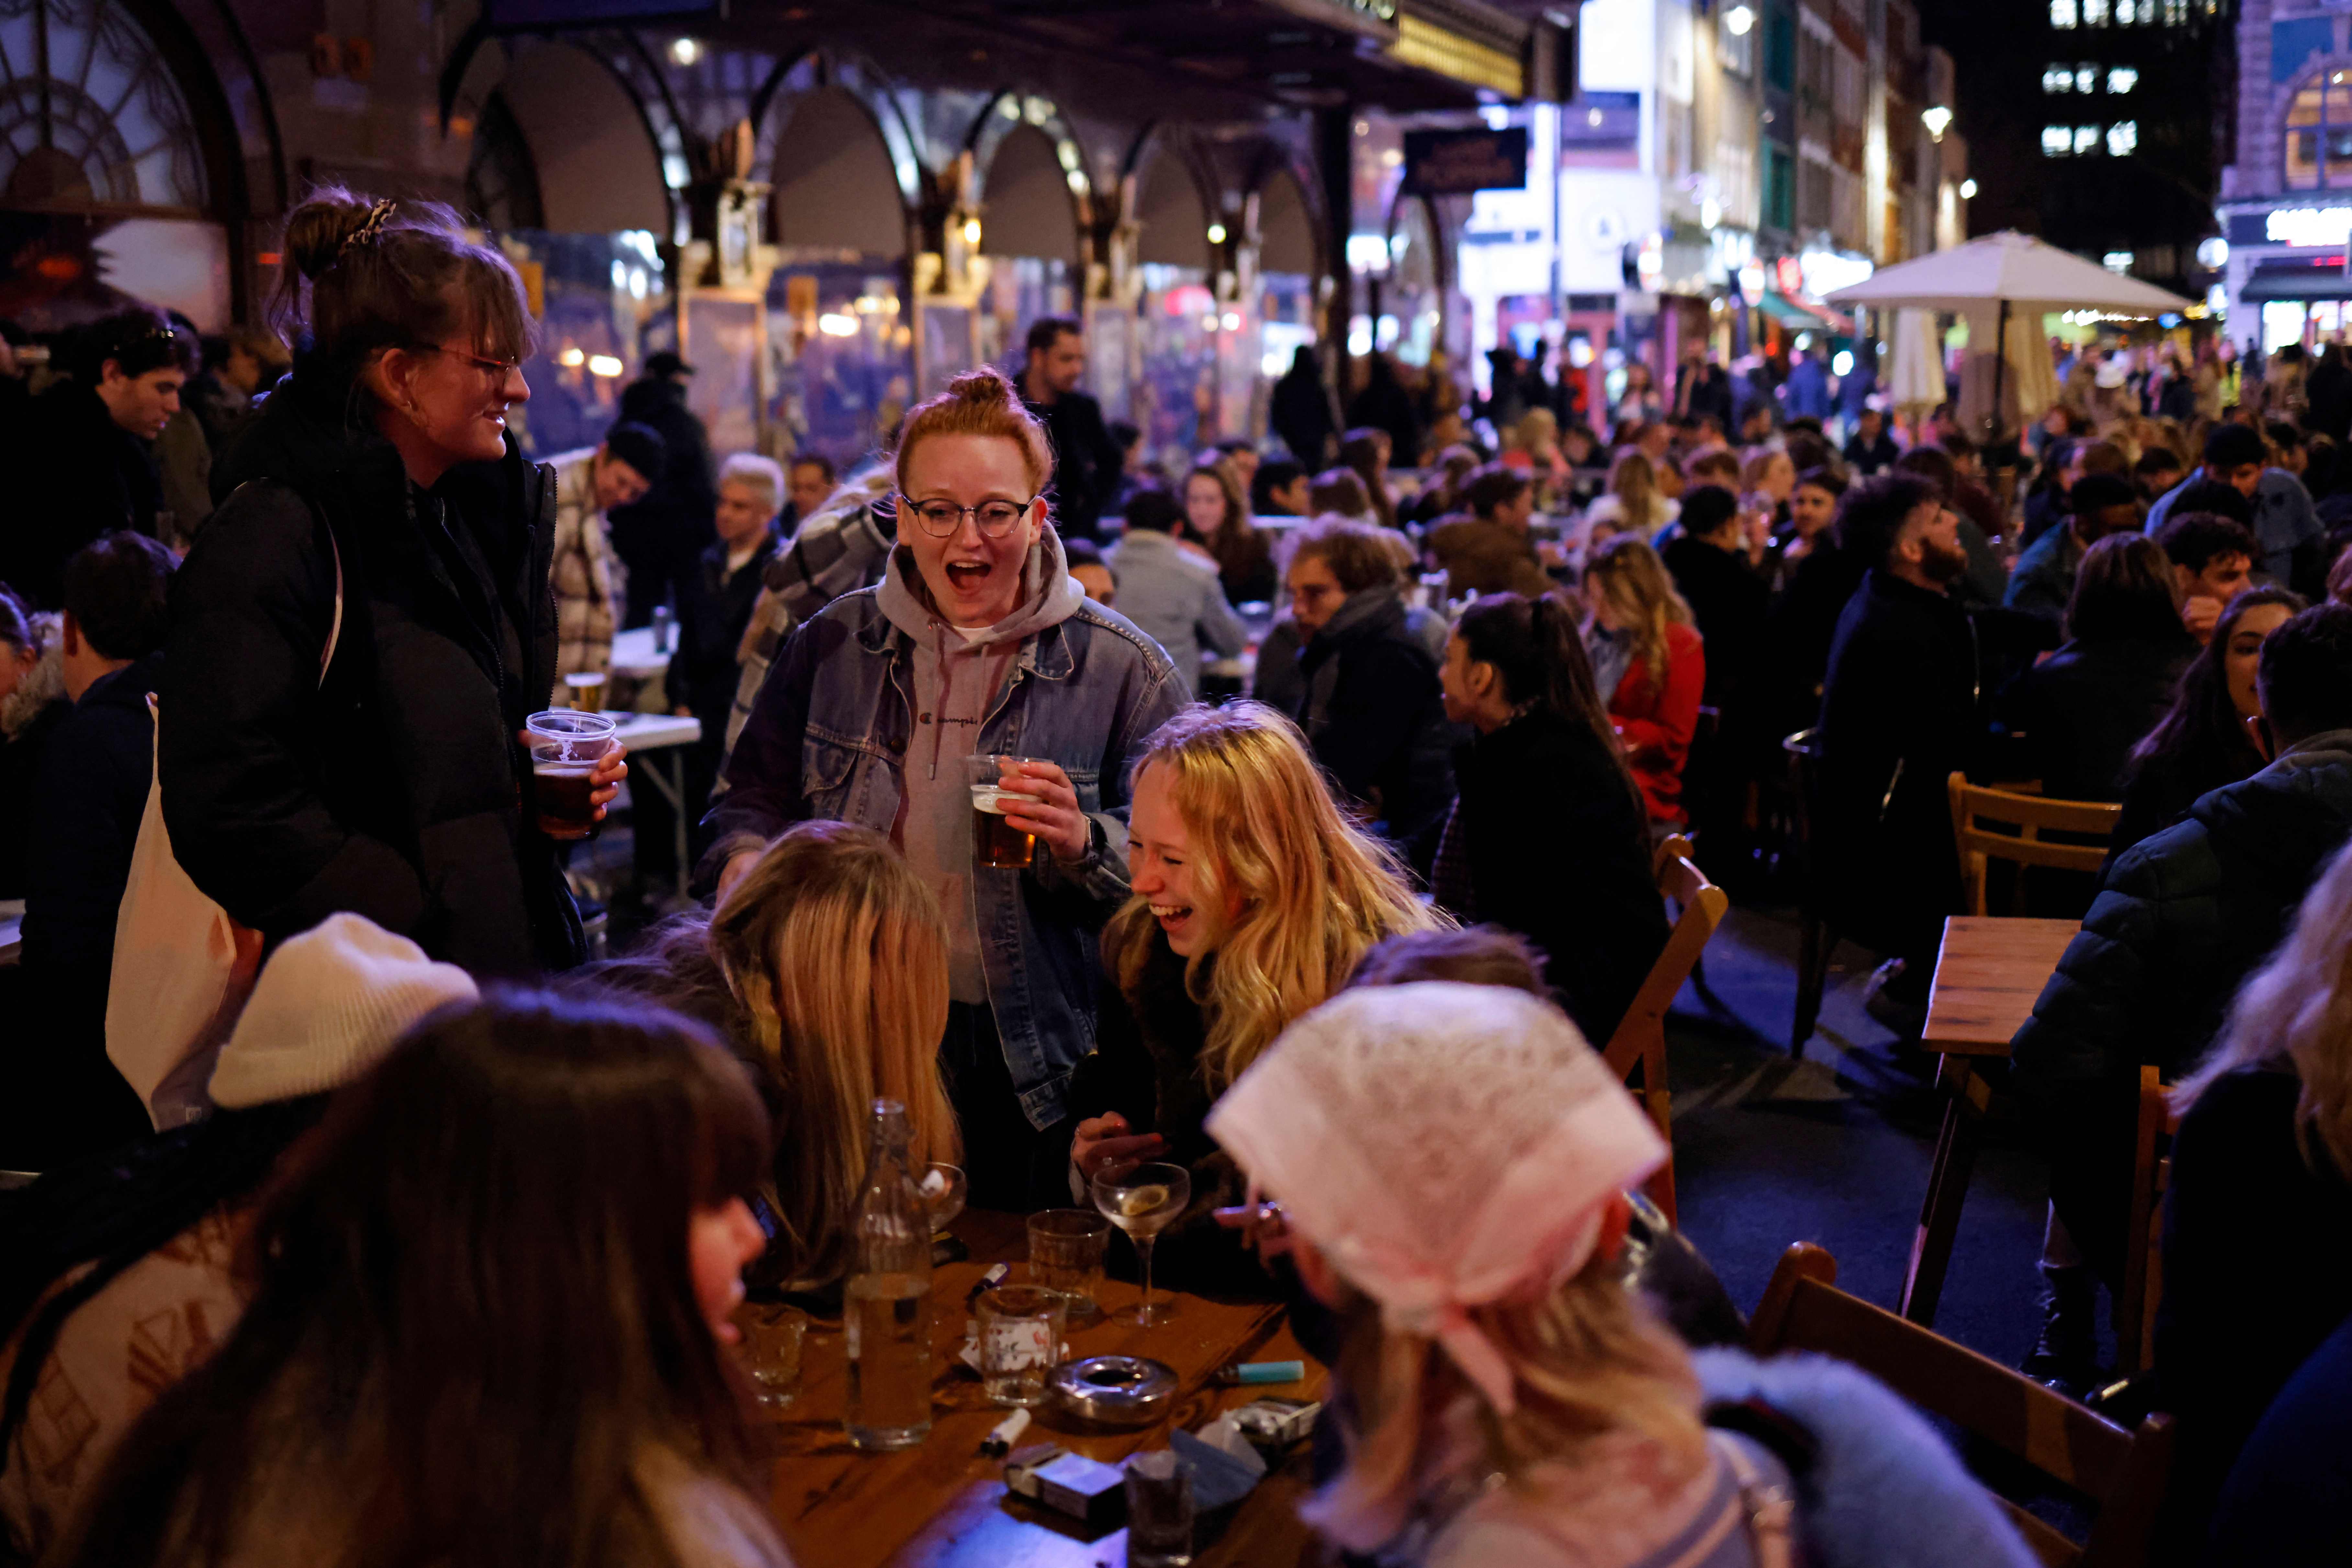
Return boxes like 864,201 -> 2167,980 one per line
763,1211 -> 1330,1568
1899,916 -> 2079,1326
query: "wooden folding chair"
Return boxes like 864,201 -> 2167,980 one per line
2115,1066 -> 2180,1375
1602,833 -> 1728,1226
1752,1243 -> 2175,1568
1947,773 -> 2121,918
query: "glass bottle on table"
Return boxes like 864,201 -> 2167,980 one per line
845,1098 -> 935,1451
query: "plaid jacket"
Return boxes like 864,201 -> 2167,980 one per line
719,468 -> 895,765
547,447 -> 618,687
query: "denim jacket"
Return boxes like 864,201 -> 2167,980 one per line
703,569 -> 1184,1128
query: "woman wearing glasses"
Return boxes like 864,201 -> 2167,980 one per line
160,188 -> 623,978
710,366 -> 1183,1210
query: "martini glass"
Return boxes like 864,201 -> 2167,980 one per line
1090,1161 -> 1191,1327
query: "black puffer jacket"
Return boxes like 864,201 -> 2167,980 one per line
159,366 -> 581,977
1293,587 -> 1457,848
2010,729 -> 2352,1282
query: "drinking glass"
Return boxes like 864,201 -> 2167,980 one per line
563,670 -> 608,712
967,755 -> 1043,869
975,1283 -> 1067,1406
1123,1449 -> 1195,1568
918,1162 -> 967,1237
1027,1208 -> 1111,1322
524,710 -> 615,840
1091,1161 -> 1190,1328
730,1299 -> 808,1410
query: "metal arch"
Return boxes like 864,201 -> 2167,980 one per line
1240,138 -> 1331,275
193,0 -> 284,211
595,31 -> 691,235
963,88 -> 1097,231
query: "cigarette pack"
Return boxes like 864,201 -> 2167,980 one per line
1003,1446 -> 1126,1526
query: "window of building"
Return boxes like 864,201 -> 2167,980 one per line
2102,251 -> 2134,272
2163,0 -> 2187,21
2052,0 -> 2077,27
2107,120 -> 2137,154
2044,65 -> 2074,92
2108,66 -> 2138,93
1765,144 -> 1795,229
2083,0 -> 2108,25
2286,71 -> 2352,190
2075,124 -> 2100,153
0,0 -> 209,211
1766,7 -> 1796,90
2044,124 -> 2074,154
2077,64 -> 2097,92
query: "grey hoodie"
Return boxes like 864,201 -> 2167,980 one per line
876,529 -> 1085,999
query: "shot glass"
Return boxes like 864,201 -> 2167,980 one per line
730,1299 -> 808,1411
1123,1449 -> 1195,1568
1027,1208 -> 1111,1323
525,709 -> 615,841
975,1284 -> 1067,1407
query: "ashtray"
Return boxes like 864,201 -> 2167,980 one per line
1046,1354 -> 1178,1427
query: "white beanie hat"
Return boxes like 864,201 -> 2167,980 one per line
207,913 -> 478,1110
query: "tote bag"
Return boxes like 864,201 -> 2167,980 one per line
106,529 -> 342,1128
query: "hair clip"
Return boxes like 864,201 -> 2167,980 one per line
337,198 -> 398,262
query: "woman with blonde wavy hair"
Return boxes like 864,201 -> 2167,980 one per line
1581,536 -> 1705,826
1206,983 -> 2038,1568
2156,836 -> 2352,1548
1065,701 -> 1440,1291
595,820 -> 958,1288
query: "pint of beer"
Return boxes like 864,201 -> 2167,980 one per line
526,710 -> 617,841
564,670 -> 608,712
967,754 -> 1041,869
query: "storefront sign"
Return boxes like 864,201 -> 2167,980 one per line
2266,206 -> 2352,248
1401,127 -> 1529,196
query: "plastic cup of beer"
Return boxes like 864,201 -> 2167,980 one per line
968,754 -> 1040,870
564,670 -> 608,712
525,709 -> 615,841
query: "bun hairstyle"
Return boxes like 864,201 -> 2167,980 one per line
891,365 -> 1054,503
273,186 -> 533,384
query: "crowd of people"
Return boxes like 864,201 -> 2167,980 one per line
4,179 -> 2351,1567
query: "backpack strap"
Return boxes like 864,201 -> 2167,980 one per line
1709,1431 -> 1799,1568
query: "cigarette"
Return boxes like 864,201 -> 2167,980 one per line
979,1406 -> 1032,1458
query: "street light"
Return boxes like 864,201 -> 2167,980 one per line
669,37 -> 701,65
1922,105 -> 1953,141
1725,4 -> 1756,33
1960,178 -> 1977,198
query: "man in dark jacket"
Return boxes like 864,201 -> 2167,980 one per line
2012,604 -> 2352,1296
1,307 -> 190,607
606,350 -> 717,628
1271,344 -> 1337,468
1285,520 -> 1455,850
1814,471 -> 1978,1020
1674,349 -> 1735,431
2004,472 -> 2144,632
14,532 -> 176,1167
162,357 -> 585,978
1018,318 -> 1123,542
661,453 -> 783,880
1840,405 -> 1900,477
2306,341 -> 2352,443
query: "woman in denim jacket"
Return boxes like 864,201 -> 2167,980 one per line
704,368 -> 1183,1208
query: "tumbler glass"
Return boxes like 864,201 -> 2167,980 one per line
975,1283 -> 1067,1407
730,1299 -> 808,1411
1027,1208 -> 1111,1323
1123,1449 -> 1195,1568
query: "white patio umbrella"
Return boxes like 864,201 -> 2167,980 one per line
1826,231 -> 2194,437
1886,308 -> 1945,414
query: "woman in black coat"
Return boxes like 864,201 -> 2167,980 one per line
1434,592 -> 1670,1043
2005,534 -> 2199,804
2112,587 -> 2303,859
160,190 -> 622,977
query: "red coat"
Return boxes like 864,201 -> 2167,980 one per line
1607,621 -> 1705,824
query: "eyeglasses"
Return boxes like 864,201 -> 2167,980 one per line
417,343 -> 521,378
904,496 -> 1036,538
